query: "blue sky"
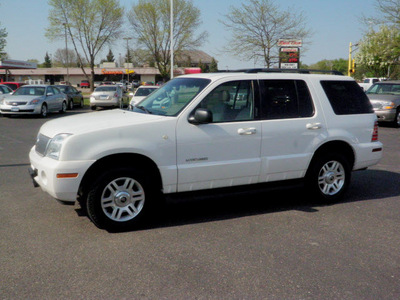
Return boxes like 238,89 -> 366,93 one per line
1,0 -> 376,69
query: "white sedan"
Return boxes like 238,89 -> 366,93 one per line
90,85 -> 126,110
129,85 -> 159,108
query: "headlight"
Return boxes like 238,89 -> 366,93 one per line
383,102 -> 395,110
29,98 -> 41,105
45,133 -> 72,160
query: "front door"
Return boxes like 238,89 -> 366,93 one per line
176,80 -> 262,192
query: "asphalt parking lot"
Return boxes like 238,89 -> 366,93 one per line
0,109 -> 399,299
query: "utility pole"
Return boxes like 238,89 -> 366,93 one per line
348,42 -> 358,76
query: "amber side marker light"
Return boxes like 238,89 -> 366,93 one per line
56,173 -> 79,179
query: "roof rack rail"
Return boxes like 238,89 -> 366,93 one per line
218,68 -> 344,76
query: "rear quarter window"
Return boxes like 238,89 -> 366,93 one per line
321,80 -> 373,115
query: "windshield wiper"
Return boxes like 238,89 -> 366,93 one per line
136,105 -> 152,114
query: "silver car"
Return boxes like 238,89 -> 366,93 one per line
366,81 -> 400,127
0,84 -> 13,102
90,85 -> 126,110
0,85 -> 68,117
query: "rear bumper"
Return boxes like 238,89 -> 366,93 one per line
353,141 -> 383,170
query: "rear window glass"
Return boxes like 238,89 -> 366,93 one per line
321,80 -> 373,115
259,80 -> 314,120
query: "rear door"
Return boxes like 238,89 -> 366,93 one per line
258,79 -> 327,182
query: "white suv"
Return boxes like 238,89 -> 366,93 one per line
29,70 -> 383,230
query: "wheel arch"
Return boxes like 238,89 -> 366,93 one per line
78,153 -> 163,202
308,140 -> 355,173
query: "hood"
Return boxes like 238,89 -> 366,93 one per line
40,109 -> 165,138
367,93 -> 400,102
5,95 -> 40,102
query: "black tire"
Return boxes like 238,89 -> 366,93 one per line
86,167 -> 158,230
305,152 -> 351,203
393,108 -> 400,128
60,101 -> 67,113
40,103 -> 48,118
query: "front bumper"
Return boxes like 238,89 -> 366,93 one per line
374,109 -> 396,122
29,146 -> 95,203
0,104 -> 41,114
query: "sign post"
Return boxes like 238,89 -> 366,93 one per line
278,39 -> 302,69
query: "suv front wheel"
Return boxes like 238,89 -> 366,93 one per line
86,167 -> 156,230
306,152 -> 351,203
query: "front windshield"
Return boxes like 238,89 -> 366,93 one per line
367,83 -> 400,95
135,87 -> 157,97
131,77 -> 211,116
14,86 -> 45,96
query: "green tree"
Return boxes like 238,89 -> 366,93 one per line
106,49 -> 115,62
0,24 -> 7,59
209,57 -> 218,72
356,25 -> 400,78
43,52 -> 52,68
309,58 -> 348,75
127,0 -> 207,79
46,0 -> 124,90
221,0 -> 312,68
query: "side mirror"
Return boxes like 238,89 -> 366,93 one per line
188,108 -> 213,124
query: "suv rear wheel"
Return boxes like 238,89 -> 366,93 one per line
86,167 -> 156,230
306,152 -> 351,203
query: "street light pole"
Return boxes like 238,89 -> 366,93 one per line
63,23 -> 69,84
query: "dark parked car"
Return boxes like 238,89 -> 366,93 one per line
54,85 -> 84,109
366,80 -> 400,127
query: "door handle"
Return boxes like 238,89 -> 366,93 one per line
238,127 -> 257,135
306,123 -> 322,130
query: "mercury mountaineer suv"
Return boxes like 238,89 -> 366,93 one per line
29,69 -> 383,230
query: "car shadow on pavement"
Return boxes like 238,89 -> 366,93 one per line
75,169 -> 400,233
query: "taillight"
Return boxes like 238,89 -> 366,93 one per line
114,93 -> 118,98
372,121 -> 379,141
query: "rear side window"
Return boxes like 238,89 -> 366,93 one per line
259,80 -> 314,120
321,80 -> 373,115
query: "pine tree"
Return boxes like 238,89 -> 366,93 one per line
106,49 -> 115,62
43,52 -> 52,68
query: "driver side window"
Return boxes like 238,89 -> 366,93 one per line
199,80 -> 254,122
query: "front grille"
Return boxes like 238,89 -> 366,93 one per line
35,133 -> 51,156
6,101 -> 28,105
